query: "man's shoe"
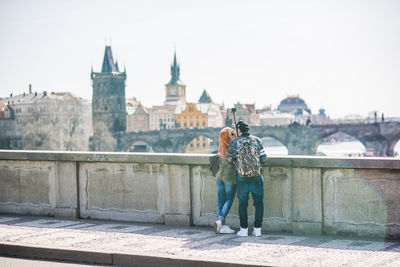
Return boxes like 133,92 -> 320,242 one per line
219,225 -> 235,234
252,227 -> 262,237
236,227 -> 248,237
214,220 -> 222,234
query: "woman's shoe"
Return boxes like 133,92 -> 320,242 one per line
219,225 -> 235,234
214,220 -> 222,233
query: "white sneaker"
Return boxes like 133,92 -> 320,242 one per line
236,227 -> 248,237
219,225 -> 235,234
214,220 -> 222,234
252,227 -> 262,237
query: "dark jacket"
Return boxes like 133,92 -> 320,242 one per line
210,154 -> 237,184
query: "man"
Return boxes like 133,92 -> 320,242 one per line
227,120 -> 267,237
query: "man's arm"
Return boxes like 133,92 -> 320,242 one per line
256,137 -> 267,164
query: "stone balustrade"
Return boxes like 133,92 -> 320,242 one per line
0,150 -> 399,238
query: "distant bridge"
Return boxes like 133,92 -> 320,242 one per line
113,122 -> 400,156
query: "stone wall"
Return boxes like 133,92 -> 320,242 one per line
0,150 -> 399,238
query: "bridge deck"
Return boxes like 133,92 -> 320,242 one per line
1,214 -> 400,266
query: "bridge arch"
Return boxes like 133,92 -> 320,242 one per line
175,131 -> 219,153
316,132 -> 366,157
260,136 -> 288,155
184,135 -> 217,154
128,140 -> 154,152
250,126 -> 289,149
390,138 -> 400,157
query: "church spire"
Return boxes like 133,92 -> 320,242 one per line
167,50 -> 182,85
101,46 -> 118,73
115,60 -> 120,72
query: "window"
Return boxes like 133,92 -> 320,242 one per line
190,143 -> 193,147
196,143 -> 199,147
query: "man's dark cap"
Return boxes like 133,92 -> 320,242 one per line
236,120 -> 249,133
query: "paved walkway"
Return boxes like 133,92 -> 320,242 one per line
0,214 -> 399,267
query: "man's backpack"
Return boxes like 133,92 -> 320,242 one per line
236,137 -> 261,177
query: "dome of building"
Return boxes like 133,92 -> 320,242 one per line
277,95 -> 309,113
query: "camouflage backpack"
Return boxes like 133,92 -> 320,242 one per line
236,136 -> 261,177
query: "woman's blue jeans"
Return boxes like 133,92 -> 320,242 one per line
216,178 -> 236,221
236,175 -> 264,228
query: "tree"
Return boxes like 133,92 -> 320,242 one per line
89,121 -> 116,151
63,115 -> 87,151
22,122 -> 56,150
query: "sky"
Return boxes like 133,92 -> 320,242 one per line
0,0 -> 399,119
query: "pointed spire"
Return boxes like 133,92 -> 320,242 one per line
115,60 -> 120,72
199,89 -> 212,103
173,50 -> 177,68
167,50 -> 182,85
101,46 -> 118,73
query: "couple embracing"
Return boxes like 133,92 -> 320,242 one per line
212,120 -> 267,237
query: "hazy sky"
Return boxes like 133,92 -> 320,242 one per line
0,0 -> 399,119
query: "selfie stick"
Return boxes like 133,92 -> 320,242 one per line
231,108 -> 238,136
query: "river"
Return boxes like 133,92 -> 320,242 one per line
264,140 -> 400,157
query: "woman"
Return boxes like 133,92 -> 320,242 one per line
213,127 -> 237,234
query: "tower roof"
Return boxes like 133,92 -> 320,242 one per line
199,89 -> 212,103
167,51 -> 184,85
101,46 -> 118,73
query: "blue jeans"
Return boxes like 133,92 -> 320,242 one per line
216,178 -> 236,221
236,175 -> 264,228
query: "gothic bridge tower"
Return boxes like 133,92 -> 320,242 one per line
164,51 -> 186,105
91,46 -> 126,134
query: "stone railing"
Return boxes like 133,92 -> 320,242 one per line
0,150 -> 399,239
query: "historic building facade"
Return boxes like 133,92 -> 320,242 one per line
174,102 -> 223,153
0,88 -> 91,150
0,103 -> 15,149
91,46 -> 127,134
149,105 -> 176,131
126,103 -> 149,132
226,102 -> 260,126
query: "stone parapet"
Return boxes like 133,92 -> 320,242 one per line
0,150 -> 399,238
1,150 -> 399,168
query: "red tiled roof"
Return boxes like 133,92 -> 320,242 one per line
151,105 -> 176,112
